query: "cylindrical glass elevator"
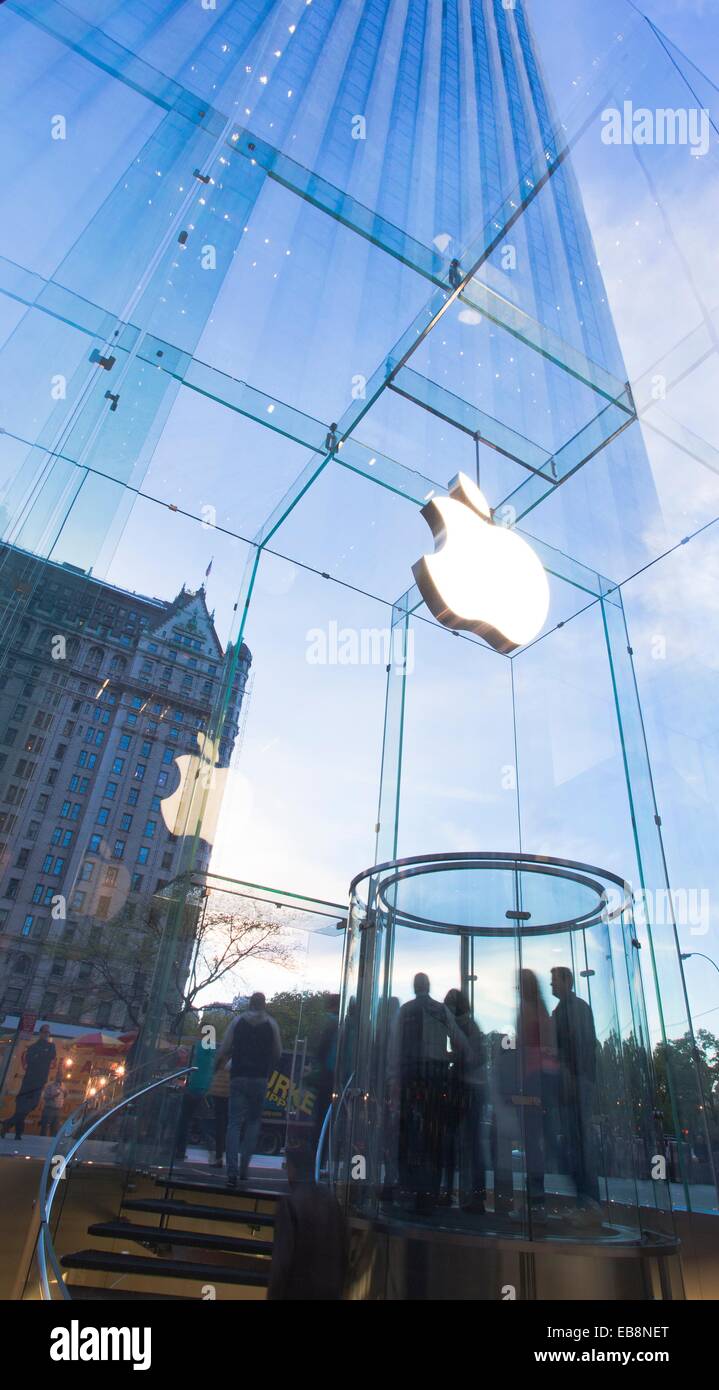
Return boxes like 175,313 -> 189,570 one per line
331,853 -> 682,1299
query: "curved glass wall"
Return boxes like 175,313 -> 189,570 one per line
333,853 -> 678,1265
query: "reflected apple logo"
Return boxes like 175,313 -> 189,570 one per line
160,734 -> 229,845
412,472 -> 550,654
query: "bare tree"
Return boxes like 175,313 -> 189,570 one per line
181,897 -> 296,1020
42,891 -> 297,1033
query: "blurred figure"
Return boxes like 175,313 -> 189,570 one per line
208,1059 -> 230,1168
392,973 -> 467,1215
174,1037 -> 215,1162
379,995 -> 400,1199
442,989 -> 487,1212
1,1024 -> 56,1140
489,1026 -> 518,1216
40,1076 -> 66,1137
517,969 -> 557,1221
268,1143 -> 347,1300
550,966 -> 601,1223
313,994 -> 340,1157
216,991 -> 282,1187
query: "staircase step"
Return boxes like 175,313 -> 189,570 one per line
61,1249 -> 269,1287
88,1220 -> 272,1257
156,1176 -> 285,1201
122,1198 -> 276,1228
68,1285 -> 195,1302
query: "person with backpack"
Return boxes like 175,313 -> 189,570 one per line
214,993 -> 282,1187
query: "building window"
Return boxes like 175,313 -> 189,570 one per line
88,835 -> 102,854
157,771 -> 168,787
131,873 -> 143,892
80,861 -> 95,882
134,763 -> 146,781
71,891 -> 86,910
112,758 -> 124,775
105,781 -> 118,799
97,807 -> 110,826
21,914 -> 33,936
120,813 -> 133,832
104,867 -> 118,886
144,820 -> 156,838
5,878 -> 20,898
112,840 -> 126,860
136,847 -> 149,865
127,789 -> 139,807
97,896 -> 111,921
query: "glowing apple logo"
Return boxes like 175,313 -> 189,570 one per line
412,472 -> 550,654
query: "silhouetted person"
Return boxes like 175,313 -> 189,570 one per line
325,422 -> 339,453
174,1037 -> 215,1163
517,969 -> 558,1221
442,989 -> 486,1211
313,994 -> 340,1157
208,1059 -> 230,1169
378,995 -> 401,1198
216,992 -> 282,1187
267,1144 -> 347,1300
551,966 -> 601,1221
448,258 -> 463,289
2,1025 -> 56,1140
392,973 -> 467,1214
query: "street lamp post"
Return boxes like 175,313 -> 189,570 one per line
680,951 -> 719,981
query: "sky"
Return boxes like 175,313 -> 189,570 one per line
0,0 -> 718,1040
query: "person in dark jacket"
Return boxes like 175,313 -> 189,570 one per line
215,993 -> 282,1186
312,994 -> 340,1157
390,973 -> 468,1214
551,966 -> 601,1220
2,1025 -> 56,1140
267,1144 -> 347,1300
442,989 -> 487,1212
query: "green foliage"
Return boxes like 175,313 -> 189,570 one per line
653,1029 -> 719,1137
265,990 -> 338,1057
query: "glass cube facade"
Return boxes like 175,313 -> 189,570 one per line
0,0 -> 717,1303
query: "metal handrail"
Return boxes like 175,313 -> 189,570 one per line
314,1105 -> 332,1184
36,1066 -> 194,1301
314,1071 -> 354,1184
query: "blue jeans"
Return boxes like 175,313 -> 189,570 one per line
226,1076 -> 266,1180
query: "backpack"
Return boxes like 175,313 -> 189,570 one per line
231,1015 -> 275,1078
